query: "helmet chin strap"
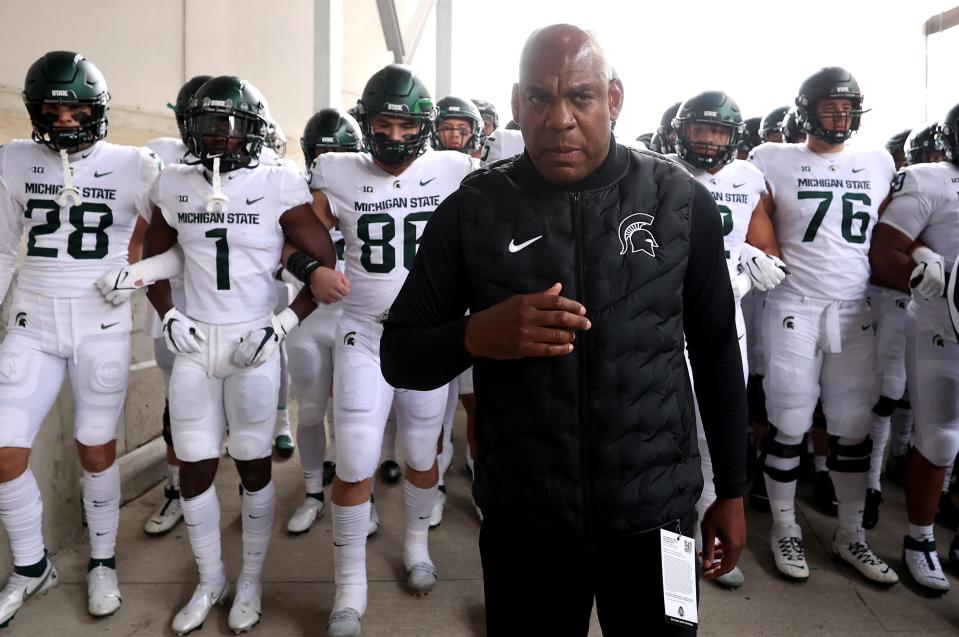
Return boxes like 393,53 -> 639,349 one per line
204,157 -> 230,213
56,149 -> 82,208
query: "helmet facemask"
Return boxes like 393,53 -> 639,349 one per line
358,100 -> 434,165
675,119 -> 742,170
25,98 -> 108,153
798,94 -> 864,144
186,109 -> 265,172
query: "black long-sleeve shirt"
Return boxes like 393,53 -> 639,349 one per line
382,142 -> 748,500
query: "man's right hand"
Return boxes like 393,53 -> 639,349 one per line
309,266 -> 351,304
464,283 -> 590,359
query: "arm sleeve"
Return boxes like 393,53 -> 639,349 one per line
0,179 -> 22,301
380,191 -> 473,390
879,168 -> 930,241
684,180 -> 748,499
135,148 -> 163,222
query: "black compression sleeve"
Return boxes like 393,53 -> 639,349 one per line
684,180 -> 748,499
380,192 -> 473,390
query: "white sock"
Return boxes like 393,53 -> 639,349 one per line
813,454 -> 828,473
908,522 -> 935,542
332,501 -> 369,615
83,463 -> 120,561
868,413 -> 891,491
275,407 -> 290,436
0,469 -> 46,566
831,471 -> 868,534
298,423 -> 326,494
240,480 -> 275,585
181,485 -> 225,585
944,461 -> 955,493
764,432 -> 802,528
325,399 -> 337,464
403,480 -> 436,569
890,404 -> 913,456
166,464 -> 180,492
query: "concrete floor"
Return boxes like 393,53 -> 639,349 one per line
7,411 -> 959,636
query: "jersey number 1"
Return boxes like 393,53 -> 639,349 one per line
205,228 -> 230,290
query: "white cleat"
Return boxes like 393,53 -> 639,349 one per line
770,523 -> 810,580
172,579 -> 230,636
406,561 -> 438,597
368,503 -> 380,538
429,488 -> 446,529
87,565 -> 121,617
713,565 -> 745,590
286,496 -> 324,535
327,607 -> 362,637
903,535 -> 950,594
144,487 -> 183,535
832,530 -> 899,586
227,579 -> 262,634
0,560 -> 59,628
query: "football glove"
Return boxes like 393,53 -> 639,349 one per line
95,247 -> 184,305
740,243 -> 788,292
162,308 -> 206,354
730,271 -> 753,302
233,308 -> 300,368
910,246 -> 946,300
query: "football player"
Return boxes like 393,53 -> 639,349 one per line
134,76 -> 338,634
433,96 -> 484,159
140,74 -> 211,537
737,116 -> 762,159
904,122 -> 945,166
782,107 -> 807,144
472,98 -> 498,144
760,106 -> 790,143
306,64 -> 479,637
0,51 -> 161,623
750,67 -> 899,585
648,101 -> 680,154
885,128 -> 912,170
669,90 -> 786,590
869,104 -> 959,593
284,108 -> 361,535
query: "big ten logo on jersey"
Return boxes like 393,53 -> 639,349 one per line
177,194 -> 189,203
31,166 -> 44,174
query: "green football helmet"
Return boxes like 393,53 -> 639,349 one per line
472,98 -> 499,133
300,108 -> 363,160
184,76 -> 269,171
355,64 -> 435,165
760,106 -> 790,142
795,67 -> 865,144
650,101 -> 681,154
22,51 -> 110,152
672,91 -> 744,170
783,107 -> 806,143
904,122 -> 944,165
168,75 -> 212,144
432,95 -> 483,153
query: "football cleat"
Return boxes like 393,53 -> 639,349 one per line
770,523 -> 809,580
227,579 -> 262,633
287,495 -> 325,535
87,565 -> 121,617
406,562 -> 437,596
0,560 -> 59,628
903,535 -> 950,594
144,486 -> 183,535
274,433 -> 294,460
832,530 -> 899,586
172,579 -> 230,636
327,607 -> 362,637
378,460 -> 401,484
713,565 -> 745,590
429,487 -> 446,529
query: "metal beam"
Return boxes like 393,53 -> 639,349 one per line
435,0 -> 452,97
405,0 -> 436,63
313,0 -> 343,110
376,0 -> 406,64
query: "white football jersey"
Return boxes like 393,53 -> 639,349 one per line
0,139 -> 160,297
152,163 -> 312,323
881,160 -> 959,338
668,155 -> 766,276
749,142 -> 894,300
147,137 -> 191,166
309,149 -> 479,322
482,128 -> 524,165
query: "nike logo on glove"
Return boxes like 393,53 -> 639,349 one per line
508,235 -> 543,253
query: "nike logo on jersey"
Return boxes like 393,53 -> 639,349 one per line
732,182 -> 745,188
852,167 -> 866,173
419,177 -> 436,187
861,324 -> 872,331
93,171 -> 113,178
100,322 -> 118,330
246,196 -> 264,206
508,235 -> 543,253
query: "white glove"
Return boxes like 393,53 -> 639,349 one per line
910,245 -> 946,299
162,308 -> 206,354
232,308 -> 300,368
740,243 -> 788,292
95,247 -> 185,305
730,271 -> 753,302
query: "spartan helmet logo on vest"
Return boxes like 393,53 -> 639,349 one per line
617,213 -> 658,257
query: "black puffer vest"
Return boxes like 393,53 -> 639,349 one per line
460,142 -> 701,544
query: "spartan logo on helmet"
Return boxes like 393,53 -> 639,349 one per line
617,213 -> 658,257
783,316 -> 796,330
344,331 -> 357,347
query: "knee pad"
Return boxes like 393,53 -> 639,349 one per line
873,395 -> 898,418
228,430 -> 273,462
334,422 -> 384,482
297,398 -> 327,431
762,426 -> 804,483
72,335 -> 130,446
826,435 -> 872,473
914,425 -> 959,467
227,372 -> 276,428
172,430 -> 221,463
